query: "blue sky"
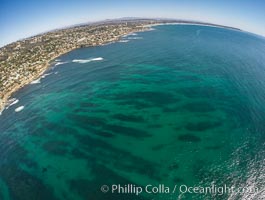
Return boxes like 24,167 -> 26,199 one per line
1,0 -> 265,47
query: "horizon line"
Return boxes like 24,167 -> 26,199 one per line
1,17 -> 264,48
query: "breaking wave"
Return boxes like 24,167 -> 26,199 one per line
5,98 -> 19,110
122,33 -> 138,38
119,40 -> 129,43
15,106 -> 24,112
30,78 -> 41,84
127,37 -> 143,40
41,73 -> 52,79
72,57 -> 104,63
54,61 -> 68,66
30,73 -> 52,85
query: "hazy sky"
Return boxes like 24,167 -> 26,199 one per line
1,0 -> 265,47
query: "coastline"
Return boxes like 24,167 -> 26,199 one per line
0,26 -> 153,114
0,19 -> 243,115
144,22 -> 242,31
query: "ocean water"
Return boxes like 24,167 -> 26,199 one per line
0,25 -> 265,200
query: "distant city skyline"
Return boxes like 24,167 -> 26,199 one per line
1,0 -> 265,47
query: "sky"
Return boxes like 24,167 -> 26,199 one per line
1,0 -> 265,47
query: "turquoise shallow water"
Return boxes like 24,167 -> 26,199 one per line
0,25 -> 265,200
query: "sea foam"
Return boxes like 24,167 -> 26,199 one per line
41,73 -> 52,79
30,72 -> 52,85
72,57 -> 104,63
129,33 -> 138,36
122,33 -> 138,38
55,61 -> 68,66
15,106 -> 24,112
127,37 -> 143,40
119,40 -> 129,43
31,78 -> 41,84
5,98 -> 19,110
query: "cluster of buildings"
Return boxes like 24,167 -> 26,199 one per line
0,19 -> 159,111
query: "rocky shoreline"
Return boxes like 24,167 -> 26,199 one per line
0,20 -> 157,114
0,18 -> 242,114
